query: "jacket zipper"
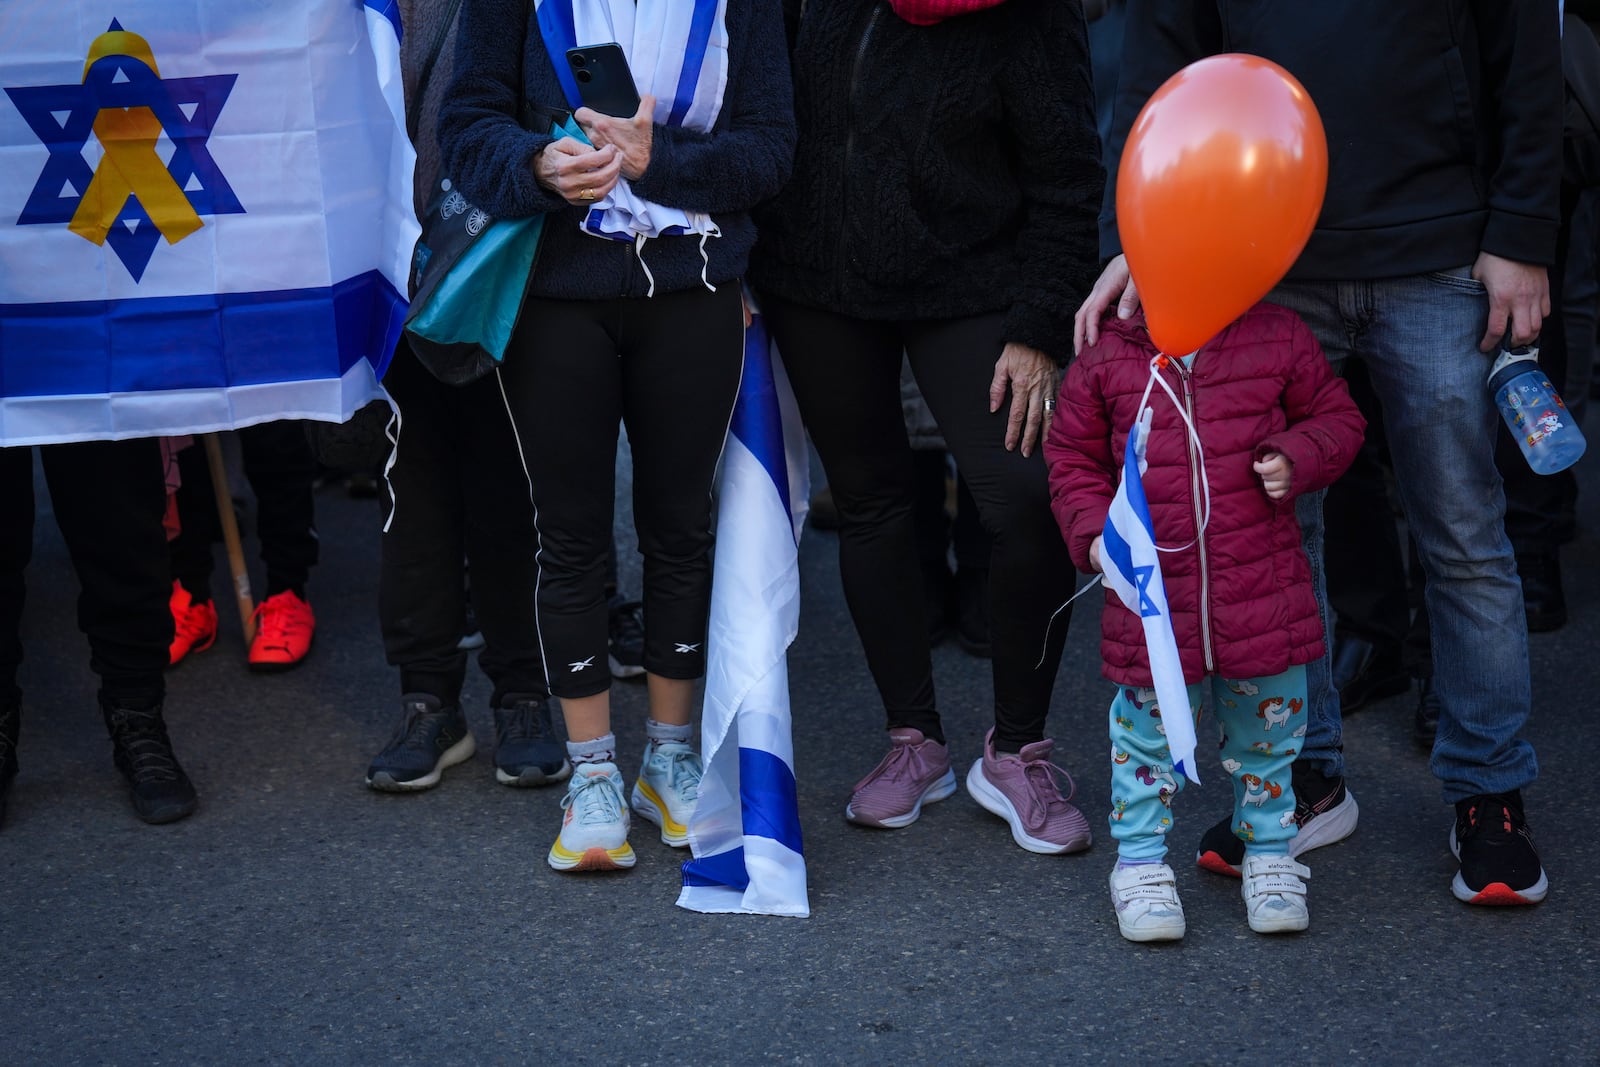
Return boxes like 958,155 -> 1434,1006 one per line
835,5 -> 881,300
1170,357 -> 1215,673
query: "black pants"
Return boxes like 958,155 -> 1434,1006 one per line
171,420 -> 319,601
0,439 -> 171,708
379,343 -> 547,708
497,286 -> 745,700
761,296 -> 1075,750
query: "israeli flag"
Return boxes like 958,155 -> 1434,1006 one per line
677,306 -> 810,918
0,1 -> 417,445
1100,411 -> 1201,783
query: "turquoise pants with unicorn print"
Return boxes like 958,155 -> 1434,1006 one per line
1108,665 -> 1305,862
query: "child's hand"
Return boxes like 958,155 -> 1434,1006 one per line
1089,535 -> 1105,573
1254,452 -> 1293,500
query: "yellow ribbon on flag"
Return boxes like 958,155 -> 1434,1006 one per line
67,27 -> 203,248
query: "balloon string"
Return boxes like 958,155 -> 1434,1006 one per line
1139,355 -> 1210,553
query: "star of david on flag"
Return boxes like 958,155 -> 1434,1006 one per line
7,18 -> 243,281
0,1 -> 417,446
1100,409 -> 1201,783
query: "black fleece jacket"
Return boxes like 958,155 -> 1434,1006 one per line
437,0 -> 795,300
1101,0 -> 1564,278
748,0 -> 1103,363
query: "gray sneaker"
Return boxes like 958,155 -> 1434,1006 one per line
844,728 -> 957,828
492,693 -> 571,787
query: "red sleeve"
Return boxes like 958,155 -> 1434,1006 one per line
1253,316 -> 1367,500
1043,355 -> 1117,573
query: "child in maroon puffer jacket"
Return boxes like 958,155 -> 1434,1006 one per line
1043,302 -> 1364,943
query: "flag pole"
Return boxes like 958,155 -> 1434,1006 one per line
202,433 -> 256,644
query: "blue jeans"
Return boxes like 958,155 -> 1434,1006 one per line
1269,270 -> 1538,802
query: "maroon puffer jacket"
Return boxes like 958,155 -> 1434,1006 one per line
1044,304 -> 1365,686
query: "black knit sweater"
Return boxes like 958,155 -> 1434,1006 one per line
748,0 -> 1103,362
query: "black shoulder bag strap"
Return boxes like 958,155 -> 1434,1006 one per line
408,0 -> 467,142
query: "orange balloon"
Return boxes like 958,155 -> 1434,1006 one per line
1117,54 -> 1327,356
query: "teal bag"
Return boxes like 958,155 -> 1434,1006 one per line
404,115 -> 582,385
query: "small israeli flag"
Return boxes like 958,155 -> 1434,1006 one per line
677,306 -> 809,917
1100,410 -> 1200,783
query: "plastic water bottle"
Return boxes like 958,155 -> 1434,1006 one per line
1487,346 -> 1587,475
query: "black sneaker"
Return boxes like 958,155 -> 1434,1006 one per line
493,693 -> 571,787
1451,789 -> 1548,905
607,596 -> 646,680
102,702 -> 198,824
1196,763 -> 1359,877
0,691 -> 18,830
365,694 -> 476,792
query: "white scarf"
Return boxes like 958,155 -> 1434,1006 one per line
536,0 -> 730,291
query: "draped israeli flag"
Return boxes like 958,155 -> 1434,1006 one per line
1101,412 -> 1201,783
0,1 -> 416,446
677,308 -> 809,917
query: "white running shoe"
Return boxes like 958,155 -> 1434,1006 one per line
1241,853 -> 1310,933
631,740 -> 702,847
547,761 -> 635,872
1109,863 -> 1186,942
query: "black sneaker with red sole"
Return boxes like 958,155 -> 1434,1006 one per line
1450,789 -> 1547,905
1196,763 -> 1359,876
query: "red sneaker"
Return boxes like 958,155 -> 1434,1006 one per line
248,590 -> 315,672
168,581 -> 218,667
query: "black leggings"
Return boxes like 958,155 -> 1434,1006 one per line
498,286 -> 745,700
760,296 -> 1075,750
172,420 -> 319,601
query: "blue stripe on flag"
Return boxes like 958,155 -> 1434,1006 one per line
668,0 -> 720,125
679,747 -> 803,890
364,0 -> 404,41
1120,431 -> 1157,537
0,270 -> 404,396
534,0 -> 583,109
738,746 -> 804,855
728,316 -> 794,533
682,847 -> 750,890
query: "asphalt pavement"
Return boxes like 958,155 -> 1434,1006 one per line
3,438 -> 1598,1065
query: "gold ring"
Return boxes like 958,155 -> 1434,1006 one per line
579,188 -> 595,202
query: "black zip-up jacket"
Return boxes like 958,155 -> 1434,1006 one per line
1101,0 -> 1563,278
748,0 -> 1102,362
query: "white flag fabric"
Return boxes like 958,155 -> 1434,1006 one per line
677,309 -> 810,918
1100,412 -> 1201,784
0,1 -> 417,445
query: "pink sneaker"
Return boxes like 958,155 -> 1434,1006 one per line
845,728 -> 958,828
966,729 -> 1093,854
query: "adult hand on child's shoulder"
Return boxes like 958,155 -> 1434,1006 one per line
1073,255 -> 1140,355
1254,452 -> 1293,500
